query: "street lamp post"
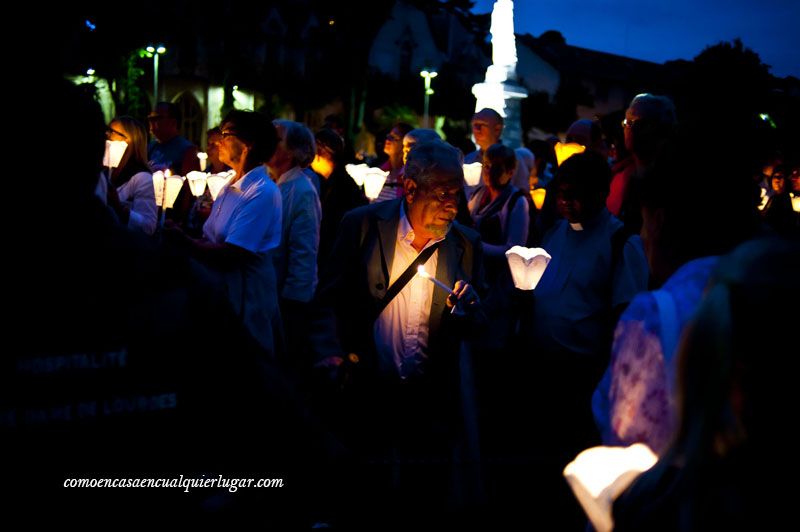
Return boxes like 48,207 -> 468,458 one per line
146,45 -> 166,104
420,69 -> 438,128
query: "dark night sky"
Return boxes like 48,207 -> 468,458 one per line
472,0 -> 800,78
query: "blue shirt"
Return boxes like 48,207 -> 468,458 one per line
532,208 -> 649,357
148,135 -> 195,175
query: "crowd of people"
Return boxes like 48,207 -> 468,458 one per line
6,74 -> 798,529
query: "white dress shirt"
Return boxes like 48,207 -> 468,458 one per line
374,204 -> 445,379
117,171 -> 158,235
203,165 -> 282,253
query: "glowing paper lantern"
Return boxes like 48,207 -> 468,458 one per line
206,170 -> 235,201
186,171 -> 208,197
103,140 -> 128,168
345,164 -> 390,200
563,444 -> 658,532
463,162 -> 483,186
197,152 -> 208,171
505,246 -> 552,290
362,167 -> 390,200
555,142 -> 586,166
531,188 -> 546,210
791,193 -> 800,213
163,172 -> 185,209
345,164 -> 369,187
152,170 -> 165,207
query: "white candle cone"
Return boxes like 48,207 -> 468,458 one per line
207,170 -> 235,201
152,170 -> 165,207
563,444 -> 658,532
186,171 -> 208,197
163,174 -> 186,209
345,163 -> 369,187
197,152 -> 208,172
463,162 -> 483,186
103,140 -> 128,168
505,246 -> 552,290
363,167 -> 390,200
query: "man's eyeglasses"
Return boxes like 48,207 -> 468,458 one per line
621,118 -> 638,129
428,188 -> 461,203
220,130 -> 239,139
386,134 -> 401,142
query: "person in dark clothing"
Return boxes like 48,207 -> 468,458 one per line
7,76 -> 334,528
613,237 -> 800,532
312,127 -> 368,268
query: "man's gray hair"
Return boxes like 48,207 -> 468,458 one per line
629,93 -> 677,126
273,119 -> 316,167
405,141 -> 464,189
404,128 -> 441,145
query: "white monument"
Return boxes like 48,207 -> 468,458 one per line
472,0 -> 528,148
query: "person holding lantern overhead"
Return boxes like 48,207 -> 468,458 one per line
165,110 -> 283,357
105,116 -> 158,235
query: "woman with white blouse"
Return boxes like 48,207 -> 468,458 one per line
105,116 -> 158,235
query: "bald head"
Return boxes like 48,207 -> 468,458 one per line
471,108 -> 504,151
624,93 -> 677,157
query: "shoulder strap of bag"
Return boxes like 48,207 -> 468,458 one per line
652,288 -> 680,399
374,242 -> 440,317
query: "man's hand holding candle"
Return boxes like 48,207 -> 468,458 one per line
446,280 -> 479,315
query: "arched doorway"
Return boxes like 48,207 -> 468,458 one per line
173,91 -> 203,147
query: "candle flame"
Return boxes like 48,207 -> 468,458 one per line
417,265 -> 428,277
165,169 -> 172,177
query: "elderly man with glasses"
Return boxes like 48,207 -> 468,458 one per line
310,140 -> 485,526
607,93 -> 677,233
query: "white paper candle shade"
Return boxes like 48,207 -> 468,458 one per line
463,162 -> 483,186
505,246 -> 552,290
563,444 -> 658,532
152,170 -> 165,207
197,152 -> 208,172
103,140 -> 128,168
345,163 -> 369,187
186,171 -> 208,197
207,170 -> 235,201
362,168 -> 390,200
163,174 -> 185,209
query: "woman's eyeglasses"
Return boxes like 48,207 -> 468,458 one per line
106,127 -> 128,140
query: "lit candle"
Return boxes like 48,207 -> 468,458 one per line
197,152 -> 208,172
417,265 -> 454,294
